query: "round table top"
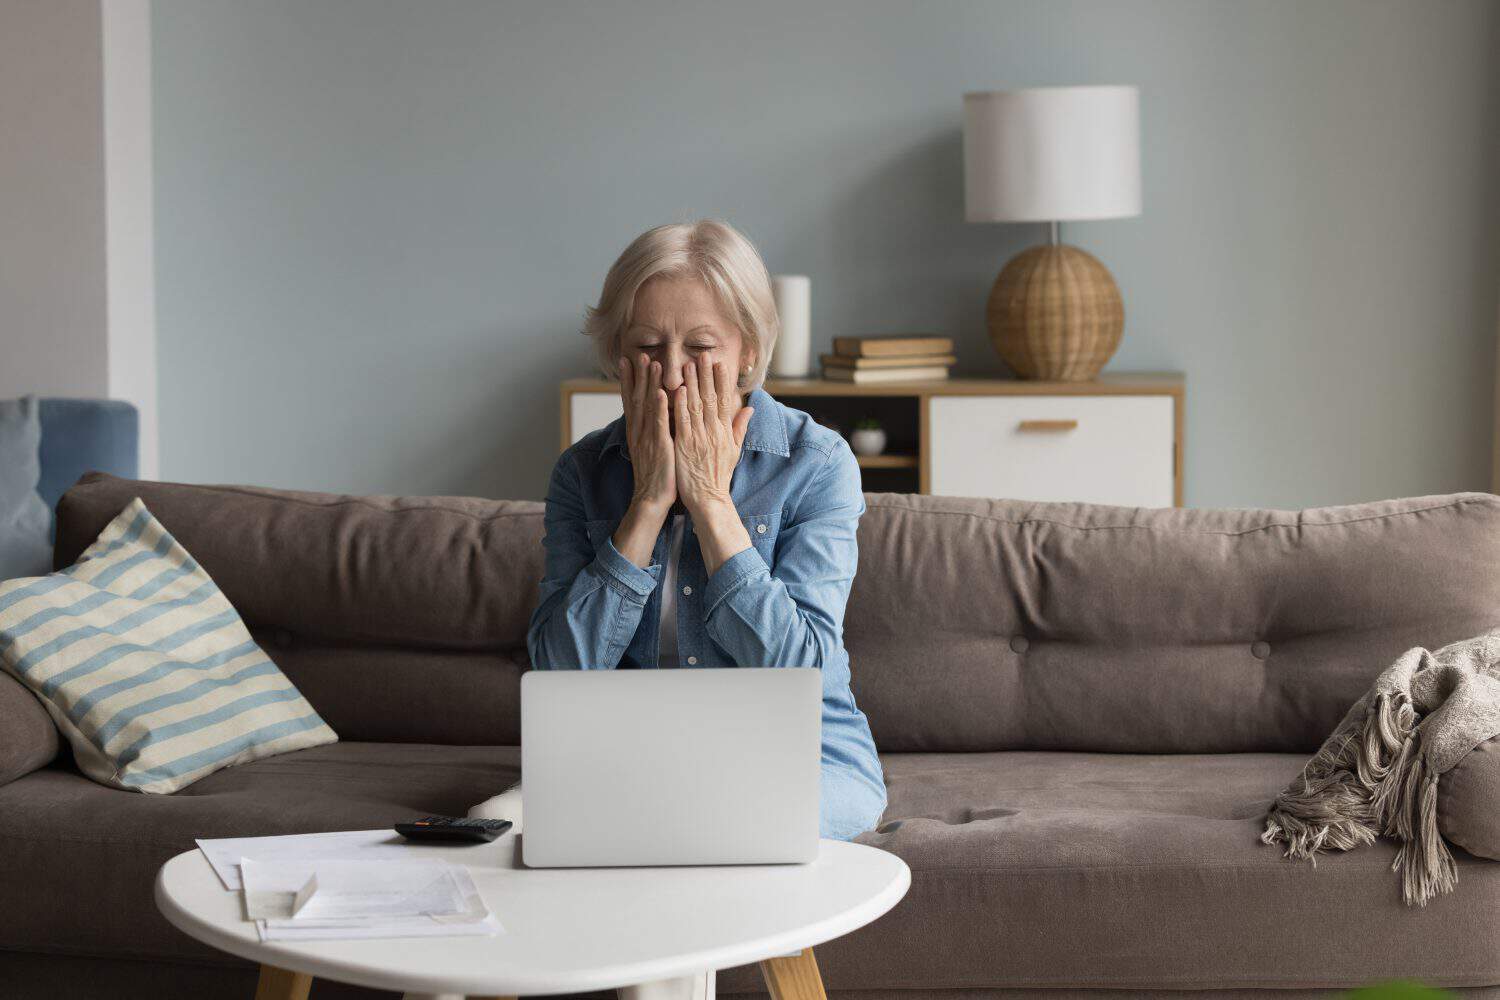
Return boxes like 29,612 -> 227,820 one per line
154,831 -> 910,996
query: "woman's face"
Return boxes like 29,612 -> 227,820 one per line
620,275 -> 752,436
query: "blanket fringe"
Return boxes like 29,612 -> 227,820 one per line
1371,726 -> 1419,838
1259,692 -> 1403,861
1382,756 -> 1459,907
1261,687 -> 1459,906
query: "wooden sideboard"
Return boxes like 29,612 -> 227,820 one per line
560,372 -> 1184,506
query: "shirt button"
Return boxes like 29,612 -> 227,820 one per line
682,585 -> 692,596
687,655 -> 698,665
756,524 -> 767,534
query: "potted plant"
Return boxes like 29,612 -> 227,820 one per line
849,417 -> 887,457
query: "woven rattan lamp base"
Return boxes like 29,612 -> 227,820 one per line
985,244 -> 1124,381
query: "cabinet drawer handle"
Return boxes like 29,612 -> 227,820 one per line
1017,419 -> 1079,432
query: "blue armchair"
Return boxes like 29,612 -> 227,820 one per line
36,398 -> 139,538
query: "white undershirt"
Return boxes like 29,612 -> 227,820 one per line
657,513 -> 687,668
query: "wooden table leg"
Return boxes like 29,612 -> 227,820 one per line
254,964 -> 313,1000
760,947 -> 827,1000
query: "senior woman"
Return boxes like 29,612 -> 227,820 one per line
470,219 -> 885,995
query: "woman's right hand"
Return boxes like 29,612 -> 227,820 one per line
619,352 -> 676,512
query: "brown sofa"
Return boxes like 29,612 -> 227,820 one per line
4,472 -> 1500,999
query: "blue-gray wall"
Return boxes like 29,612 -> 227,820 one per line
153,0 -> 1500,508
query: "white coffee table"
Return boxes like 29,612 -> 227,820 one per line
154,829 -> 910,1000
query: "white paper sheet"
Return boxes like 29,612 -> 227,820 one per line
249,861 -> 503,941
196,829 -> 508,941
195,829 -> 414,890
240,858 -> 471,921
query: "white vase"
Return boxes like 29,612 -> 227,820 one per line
770,275 -> 812,377
850,428 -> 887,456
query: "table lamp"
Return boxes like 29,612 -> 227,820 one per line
963,85 -> 1141,381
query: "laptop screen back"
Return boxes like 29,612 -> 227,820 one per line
521,668 -> 822,867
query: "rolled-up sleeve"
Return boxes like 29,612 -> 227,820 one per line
702,441 -> 865,669
526,454 -> 660,669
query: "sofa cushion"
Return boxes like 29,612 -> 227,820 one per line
0,742 -> 519,962
54,473 -> 543,651
2,498 -> 339,793
0,670 -> 57,786
720,752 -> 1500,993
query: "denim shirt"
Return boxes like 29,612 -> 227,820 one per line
527,385 -> 884,788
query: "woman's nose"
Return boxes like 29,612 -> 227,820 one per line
658,352 -> 689,390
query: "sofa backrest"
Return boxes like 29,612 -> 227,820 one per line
55,474 -> 1500,753
846,492 -> 1500,753
56,473 -> 538,746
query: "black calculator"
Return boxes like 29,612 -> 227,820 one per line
394,815 -> 513,843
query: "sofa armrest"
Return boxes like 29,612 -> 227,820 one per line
1439,735 -> 1500,861
0,671 -> 59,786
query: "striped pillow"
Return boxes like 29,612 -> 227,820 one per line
0,497 -> 336,793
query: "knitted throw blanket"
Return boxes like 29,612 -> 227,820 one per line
1262,627 -> 1500,906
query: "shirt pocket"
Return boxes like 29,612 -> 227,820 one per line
741,510 -> 783,562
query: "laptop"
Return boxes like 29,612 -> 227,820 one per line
520,667 -> 822,867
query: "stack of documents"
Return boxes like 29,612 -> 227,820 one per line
196,830 -> 505,941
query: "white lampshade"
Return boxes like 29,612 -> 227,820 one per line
963,85 -> 1141,223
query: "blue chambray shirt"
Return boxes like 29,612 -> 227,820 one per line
527,385 -> 885,798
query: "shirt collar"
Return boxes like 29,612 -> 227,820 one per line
601,385 -> 789,461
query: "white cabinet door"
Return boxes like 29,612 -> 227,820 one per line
569,393 -> 624,445
928,395 -> 1175,506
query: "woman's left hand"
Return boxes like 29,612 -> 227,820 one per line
671,358 -> 753,516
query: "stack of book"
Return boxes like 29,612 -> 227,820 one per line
821,335 -> 955,383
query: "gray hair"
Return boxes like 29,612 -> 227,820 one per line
583,219 -> 779,396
